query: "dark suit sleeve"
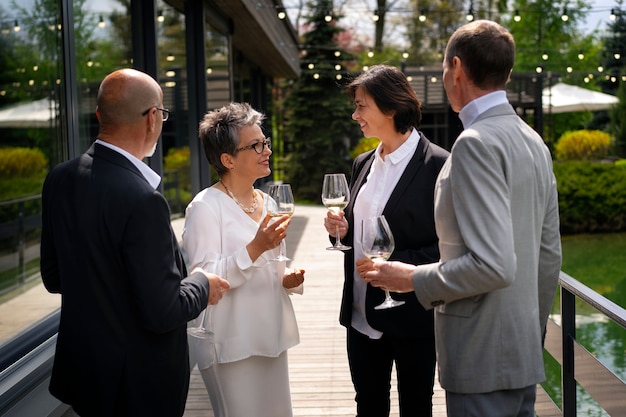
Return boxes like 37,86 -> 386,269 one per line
123,190 -> 209,334
40,169 -> 61,293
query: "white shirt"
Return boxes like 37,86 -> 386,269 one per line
95,139 -> 161,190
351,128 -> 421,339
183,187 -> 300,364
458,90 -> 508,129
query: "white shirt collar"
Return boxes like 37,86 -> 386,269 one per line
458,90 -> 508,128
95,139 -> 161,190
374,128 -> 421,165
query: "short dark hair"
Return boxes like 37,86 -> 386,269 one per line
198,102 -> 265,177
445,20 -> 515,89
346,64 -> 422,134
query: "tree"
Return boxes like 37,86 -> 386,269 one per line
610,79 -> 626,156
599,1 -> 626,96
283,0 -> 362,202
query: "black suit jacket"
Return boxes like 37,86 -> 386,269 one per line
339,133 -> 449,339
40,143 -> 209,416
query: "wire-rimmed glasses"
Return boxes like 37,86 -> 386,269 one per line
141,106 -> 170,121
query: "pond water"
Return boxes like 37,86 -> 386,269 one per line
542,232 -> 626,415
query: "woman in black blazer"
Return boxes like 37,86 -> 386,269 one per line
324,64 -> 449,417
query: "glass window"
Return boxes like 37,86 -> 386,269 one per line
0,0 -> 63,346
0,0 -> 132,348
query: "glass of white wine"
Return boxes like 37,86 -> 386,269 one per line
266,183 -> 295,262
361,215 -> 405,310
321,173 -> 351,251
187,252 -> 223,339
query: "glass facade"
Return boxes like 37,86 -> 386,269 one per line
0,0 -> 298,361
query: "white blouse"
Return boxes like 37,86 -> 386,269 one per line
183,187 -> 300,364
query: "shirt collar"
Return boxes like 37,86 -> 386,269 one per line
458,90 -> 508,128
374,128 -> 421,165
95,139 -> 161,190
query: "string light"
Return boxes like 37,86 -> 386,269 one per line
418,9 -> 426,22
157,9 -> 165,23
372,9 -> 380,22
561,7 -> 569,22
514,10 -> 521,22
14,20 -> 20,32
98,15 -> 105,28
277,7 -> 286,20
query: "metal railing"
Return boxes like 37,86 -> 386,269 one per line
542,271 -> 626,416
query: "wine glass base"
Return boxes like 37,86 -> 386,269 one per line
326,244 -> 352,251
271,255 -> 292,262
374,299 -> 405,310
187,328 -> 213,339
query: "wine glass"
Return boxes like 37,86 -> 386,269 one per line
266,183 -> 295,262
322,173 -> 351,251
187,252 -> 223,339
361,215 -> 405,310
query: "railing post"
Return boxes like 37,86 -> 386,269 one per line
17,201 -> 25,287
561,286 -> 576,416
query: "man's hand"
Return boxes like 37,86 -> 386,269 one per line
283,267 -> 305,289
206,273 -> 229,305
356,258 -> 416,293
193,267 -> 230,305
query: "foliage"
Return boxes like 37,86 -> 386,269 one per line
0,147 -> 47,179
555,129 -> 612,161
404,0 -> 465,67
163,147 -> 192,211
282,0 -> 362,202
554,161 -> 626,234
350,137 -> 379,159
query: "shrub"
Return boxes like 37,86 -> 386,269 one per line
350,137 -> 379,159
163,147 -> 192,212
555,130 -> 612,161
554,161 -> 626,234
0,147 -> 47,179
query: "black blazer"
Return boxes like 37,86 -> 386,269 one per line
339,133 -> 449,339
40,143 -> 209,416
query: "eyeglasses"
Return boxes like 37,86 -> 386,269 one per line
235,138 -> 271,154
141,106 -> 170,122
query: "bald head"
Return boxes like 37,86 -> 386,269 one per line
97,68 -> 162,127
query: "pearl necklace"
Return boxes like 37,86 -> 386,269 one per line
220,181 -> 258,213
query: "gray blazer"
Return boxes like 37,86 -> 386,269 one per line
412,103 -> 562,393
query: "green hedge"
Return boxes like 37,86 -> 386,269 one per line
554,161 -> 626,234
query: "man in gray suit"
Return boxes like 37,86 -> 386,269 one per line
357,20 -> 562,416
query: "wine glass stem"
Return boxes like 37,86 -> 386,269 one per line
280,239 -> 286,258
335,225 -> 341,247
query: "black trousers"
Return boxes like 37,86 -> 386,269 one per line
347,326 -> 436,417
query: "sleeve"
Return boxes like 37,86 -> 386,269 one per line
123,191 -> 209,334
40,171 -> 61,293
537,167 -> 562,335
413,135 -> 517,305
183,196 -> 270,290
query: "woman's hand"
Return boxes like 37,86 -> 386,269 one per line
247,214 -> 291,261
323,210 -> 349,239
